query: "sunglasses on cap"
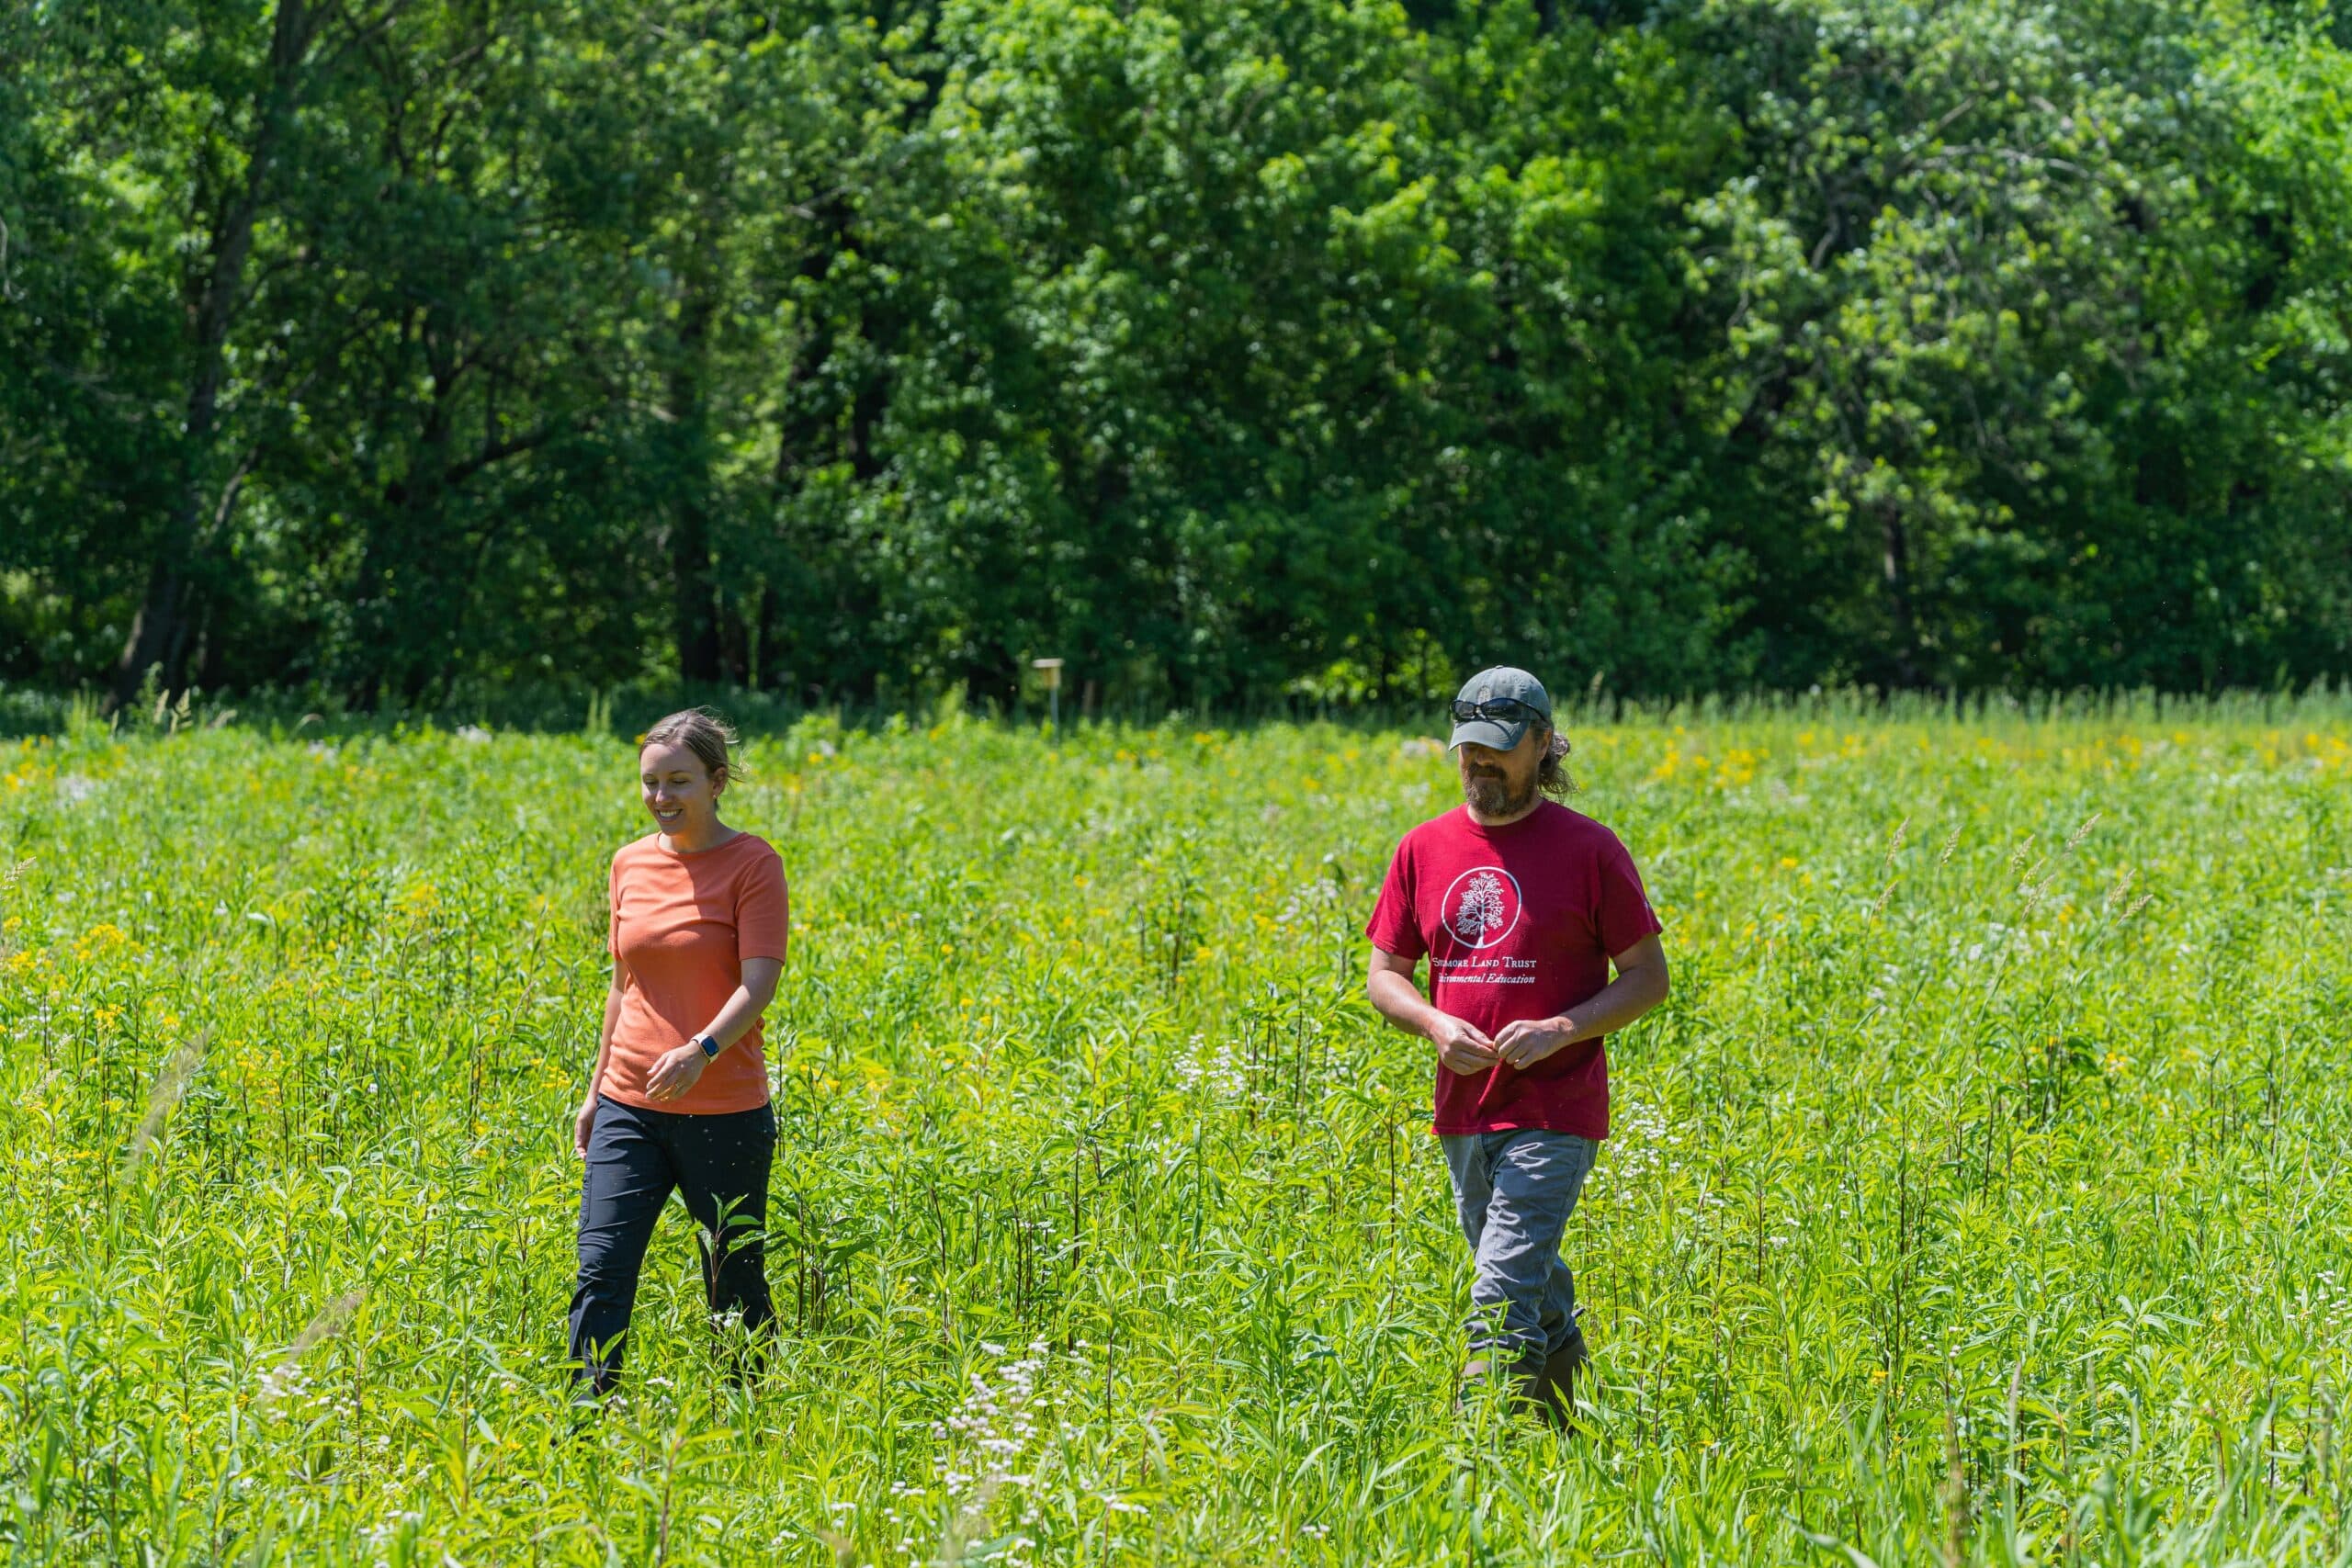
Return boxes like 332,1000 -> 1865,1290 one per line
1451,697 -> 1546,725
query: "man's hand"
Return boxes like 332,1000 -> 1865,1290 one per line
644,1043 -> 709,1103
1428,1013 -> 1501,1076
573,1094 -> 599,1156
1493,1014 -> 1577,1071
1369,947 -> 1500,1076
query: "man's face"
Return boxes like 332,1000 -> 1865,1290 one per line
1457,726 -> 1545,817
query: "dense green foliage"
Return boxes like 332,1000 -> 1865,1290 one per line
4,0 -> 2351,707
1,699 -> 2349,1562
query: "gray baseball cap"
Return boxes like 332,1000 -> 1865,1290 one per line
1448,666 -> 1553,752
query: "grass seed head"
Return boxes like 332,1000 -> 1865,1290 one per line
258,1290 -> 365,1405
123,1029 -> 208,1177
2007,834 -> 2038,874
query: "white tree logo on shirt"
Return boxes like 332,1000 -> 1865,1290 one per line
1439,864 -> 1523,950
1454,872 -> 1508,942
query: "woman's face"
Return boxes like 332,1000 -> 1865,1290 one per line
639,740 -> 723,836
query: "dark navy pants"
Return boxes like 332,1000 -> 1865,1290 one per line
568,1093 -> 777,1392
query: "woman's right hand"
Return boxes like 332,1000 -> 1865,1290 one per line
573,1094 -> 599,1157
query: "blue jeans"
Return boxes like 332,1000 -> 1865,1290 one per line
1440,1129 -> 1597,1365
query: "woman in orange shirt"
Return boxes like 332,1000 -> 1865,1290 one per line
569,708 -> 789,1394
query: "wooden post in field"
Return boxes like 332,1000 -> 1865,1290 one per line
1034,657 -> 1065,731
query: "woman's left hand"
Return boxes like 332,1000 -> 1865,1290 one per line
644,1043 -> 709,1103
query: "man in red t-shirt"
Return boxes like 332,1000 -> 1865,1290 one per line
1365,666 -> 1671,1425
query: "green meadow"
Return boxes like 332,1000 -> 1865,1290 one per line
2,696 -> 2349,1565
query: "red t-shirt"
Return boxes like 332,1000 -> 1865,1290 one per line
1365,801 -> 1661,1138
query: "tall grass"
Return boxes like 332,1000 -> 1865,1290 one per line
0,704 -> 2346,1563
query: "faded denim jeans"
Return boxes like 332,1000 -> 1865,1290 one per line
1440,1129 -> 1597,1365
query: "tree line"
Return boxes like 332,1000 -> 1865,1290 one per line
4,0 -> 2349,713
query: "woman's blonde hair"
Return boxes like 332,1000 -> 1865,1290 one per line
639,707 -> 743,789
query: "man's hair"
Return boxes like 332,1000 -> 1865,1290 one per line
1536,725 -> 1577,801
640,706 -> 743,787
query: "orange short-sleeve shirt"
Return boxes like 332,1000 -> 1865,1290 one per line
601,830 -> 789,1114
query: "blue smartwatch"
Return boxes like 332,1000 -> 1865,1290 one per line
697,1033 -> 721,1060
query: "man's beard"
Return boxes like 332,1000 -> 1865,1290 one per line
1464,771 -> 1535,816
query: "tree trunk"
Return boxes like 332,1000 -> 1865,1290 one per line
111,0 -> 315,708
1879,500 -> 1923,688
668,286 -> 721,684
